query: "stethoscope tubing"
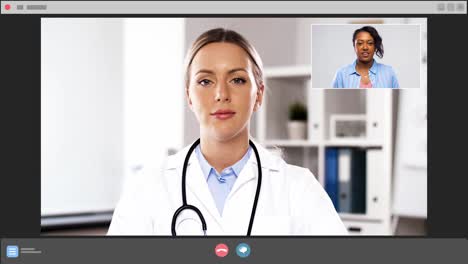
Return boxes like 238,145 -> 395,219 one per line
171,138 -> 262,236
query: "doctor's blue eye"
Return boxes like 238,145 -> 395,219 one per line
231,78 -> 246,85
198,79 -> 212,86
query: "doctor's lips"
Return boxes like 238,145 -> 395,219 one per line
211,109 -> 236,120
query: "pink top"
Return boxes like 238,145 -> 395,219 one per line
360,81 -> 372,88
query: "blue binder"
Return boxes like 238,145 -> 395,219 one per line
325,148 -> 339,211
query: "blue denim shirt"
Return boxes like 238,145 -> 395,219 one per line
332,59 -> 400,88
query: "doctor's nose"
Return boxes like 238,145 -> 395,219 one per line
214,83 -> 231,102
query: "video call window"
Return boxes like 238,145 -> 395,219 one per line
40,17 -> 427,236
311,23 -> 422,88
1,1 -> 467,263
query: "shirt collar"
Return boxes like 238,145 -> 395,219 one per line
164,138 -> 281,172
369,59 -> 378,74
348,59 -> 378,75
195,145 -> 252,181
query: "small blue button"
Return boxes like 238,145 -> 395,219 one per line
236,243 -> 251,258
6,245 -> 19,258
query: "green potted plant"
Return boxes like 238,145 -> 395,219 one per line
287,101 -> 308,140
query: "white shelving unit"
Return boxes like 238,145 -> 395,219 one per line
253,65 -> 394,235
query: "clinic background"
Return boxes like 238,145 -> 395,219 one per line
41,18 -> 427,235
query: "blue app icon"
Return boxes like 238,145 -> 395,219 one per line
236,243 -> 251,258
6,245 -> 19,258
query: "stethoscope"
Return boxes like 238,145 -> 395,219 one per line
171,138 -> 262,236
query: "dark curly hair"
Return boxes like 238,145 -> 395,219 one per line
352,26 -> 384,58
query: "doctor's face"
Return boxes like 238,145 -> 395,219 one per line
187,42 -> 263,142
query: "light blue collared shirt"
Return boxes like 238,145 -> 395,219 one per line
332,59 -> 399,88
195,145 -> 252,215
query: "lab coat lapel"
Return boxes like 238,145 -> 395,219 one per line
228,141 -> 279,197
221,160 -> 257,234
223,142 -> 280,234
185,153 -> 224,230
226,156 -> 257,201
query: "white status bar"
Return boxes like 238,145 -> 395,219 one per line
0,1 -> 466,15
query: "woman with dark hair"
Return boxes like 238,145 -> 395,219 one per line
332,26 -> 399,88
108,28 -> 347,236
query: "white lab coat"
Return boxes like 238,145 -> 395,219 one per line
107,142 -> 348,235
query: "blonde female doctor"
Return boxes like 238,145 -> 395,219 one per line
108,28 -> 347,236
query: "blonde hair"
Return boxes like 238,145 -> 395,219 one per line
184,28 -> 264,89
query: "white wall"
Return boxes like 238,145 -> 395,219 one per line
392,18 -> 427,218
311,24 -> 421,88
122,18 -> 185,186
41,18 -> 185,216
41,18 -> 125,215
